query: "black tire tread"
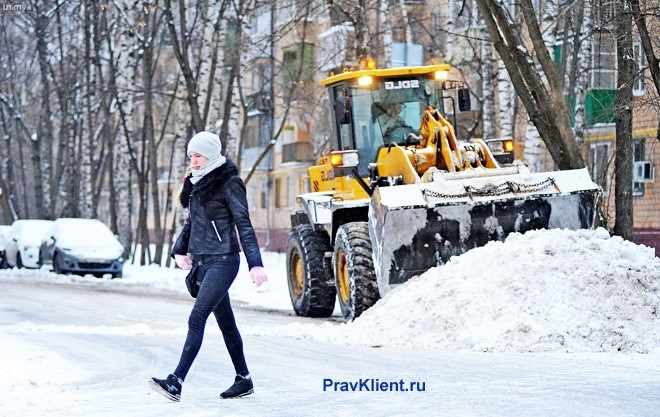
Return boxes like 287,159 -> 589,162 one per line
286,224 -> 335,317
335,222 -> 380,321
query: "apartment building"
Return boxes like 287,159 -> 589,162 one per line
240,0 -> 658,254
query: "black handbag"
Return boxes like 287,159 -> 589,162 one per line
185,264 -> 200,298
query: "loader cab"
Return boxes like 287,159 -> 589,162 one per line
324,65 -> 451,177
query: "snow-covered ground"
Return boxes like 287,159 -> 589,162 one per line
1,228 -> 659,416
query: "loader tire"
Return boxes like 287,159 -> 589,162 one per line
333,222 -> 380,321
286,224 -> 336,317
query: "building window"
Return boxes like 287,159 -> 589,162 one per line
275,177 -> 288,208
243,125 -> 259,149
591,34 -> 616,89
633,139 -> 645,196
224,19 -> 240,59
553,41 -> 563,66
633,40 -> 645,96
589,142 -> 611,194
301,175 -> 310,194
593,0 -> 616,29
248,182 -> 258,211
288,175 -> 297,207
281,43 -> 315,87
261,177 -> 268,209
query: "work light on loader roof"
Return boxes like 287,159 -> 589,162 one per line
285,63 -> 601,323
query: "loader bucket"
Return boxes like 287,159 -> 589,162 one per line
369,167 -> 601,296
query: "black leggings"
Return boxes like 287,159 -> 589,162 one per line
174,253 -> 247,380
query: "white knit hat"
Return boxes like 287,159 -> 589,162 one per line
187,131 -> 222,158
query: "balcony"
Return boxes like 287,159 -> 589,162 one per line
246,91 -> 272,114
282,141 -> 314,164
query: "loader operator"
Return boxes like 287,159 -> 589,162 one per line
378,102 -> 406,136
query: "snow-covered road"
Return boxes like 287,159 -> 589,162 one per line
1,278 -> 659,417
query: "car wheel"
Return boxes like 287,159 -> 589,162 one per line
53,253 -> 63,274
16,253 -> 24,269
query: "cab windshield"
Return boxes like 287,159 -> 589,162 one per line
349,77 -> 439,174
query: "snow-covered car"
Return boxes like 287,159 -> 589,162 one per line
0,225 -> 10,268
39,218 -> 125,278
6,219 -> 54,269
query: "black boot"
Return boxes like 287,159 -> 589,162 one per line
220,374 -> 254,399
149,374 -> 182,402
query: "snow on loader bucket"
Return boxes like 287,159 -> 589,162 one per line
369,166 -> 601,296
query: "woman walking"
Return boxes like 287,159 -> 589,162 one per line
150,131 -> 268,401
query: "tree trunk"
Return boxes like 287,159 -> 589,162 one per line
163,0 -> 205,132
79,0 -> 95,218
481,31 -> 496,140
33,8 -> 53,219
111,3 -> 136,260
143,11 -> 163,265
613,0 -> 635,241
398,0 -> 413,45
379,0 -> 392,64
572,1 -> 593,147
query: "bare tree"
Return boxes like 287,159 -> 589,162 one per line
0,1 -> 233,264
325,0 -> 373,64
0,12 -> 32,222
474,0 -> 586,170
163,0 -> 228,134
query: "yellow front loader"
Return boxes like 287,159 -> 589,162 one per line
286,64 -> 600,321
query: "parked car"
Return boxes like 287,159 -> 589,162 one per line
6,219 -> 54,269
39,218 -> 124,278
0,225 -> 9,268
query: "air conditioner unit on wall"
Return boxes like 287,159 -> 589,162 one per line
633,161 -> 655,182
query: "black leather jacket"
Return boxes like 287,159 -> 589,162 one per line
171,160 -> 263,270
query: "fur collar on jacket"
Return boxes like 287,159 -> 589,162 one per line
179,159 -> 239,209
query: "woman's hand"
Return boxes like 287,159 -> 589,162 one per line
249,266 -> 268,287
174,254 -> 193,270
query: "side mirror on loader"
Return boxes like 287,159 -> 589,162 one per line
458,88 -> 471,112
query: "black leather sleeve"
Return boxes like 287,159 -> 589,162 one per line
224,177 -> 264,269
170,214 -> 191,258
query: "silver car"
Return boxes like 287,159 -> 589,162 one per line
38,218 -> 125,278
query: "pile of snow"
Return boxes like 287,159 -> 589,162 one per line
334,228 -> 660,353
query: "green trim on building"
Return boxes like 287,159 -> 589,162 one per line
585,89 -> 615,125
